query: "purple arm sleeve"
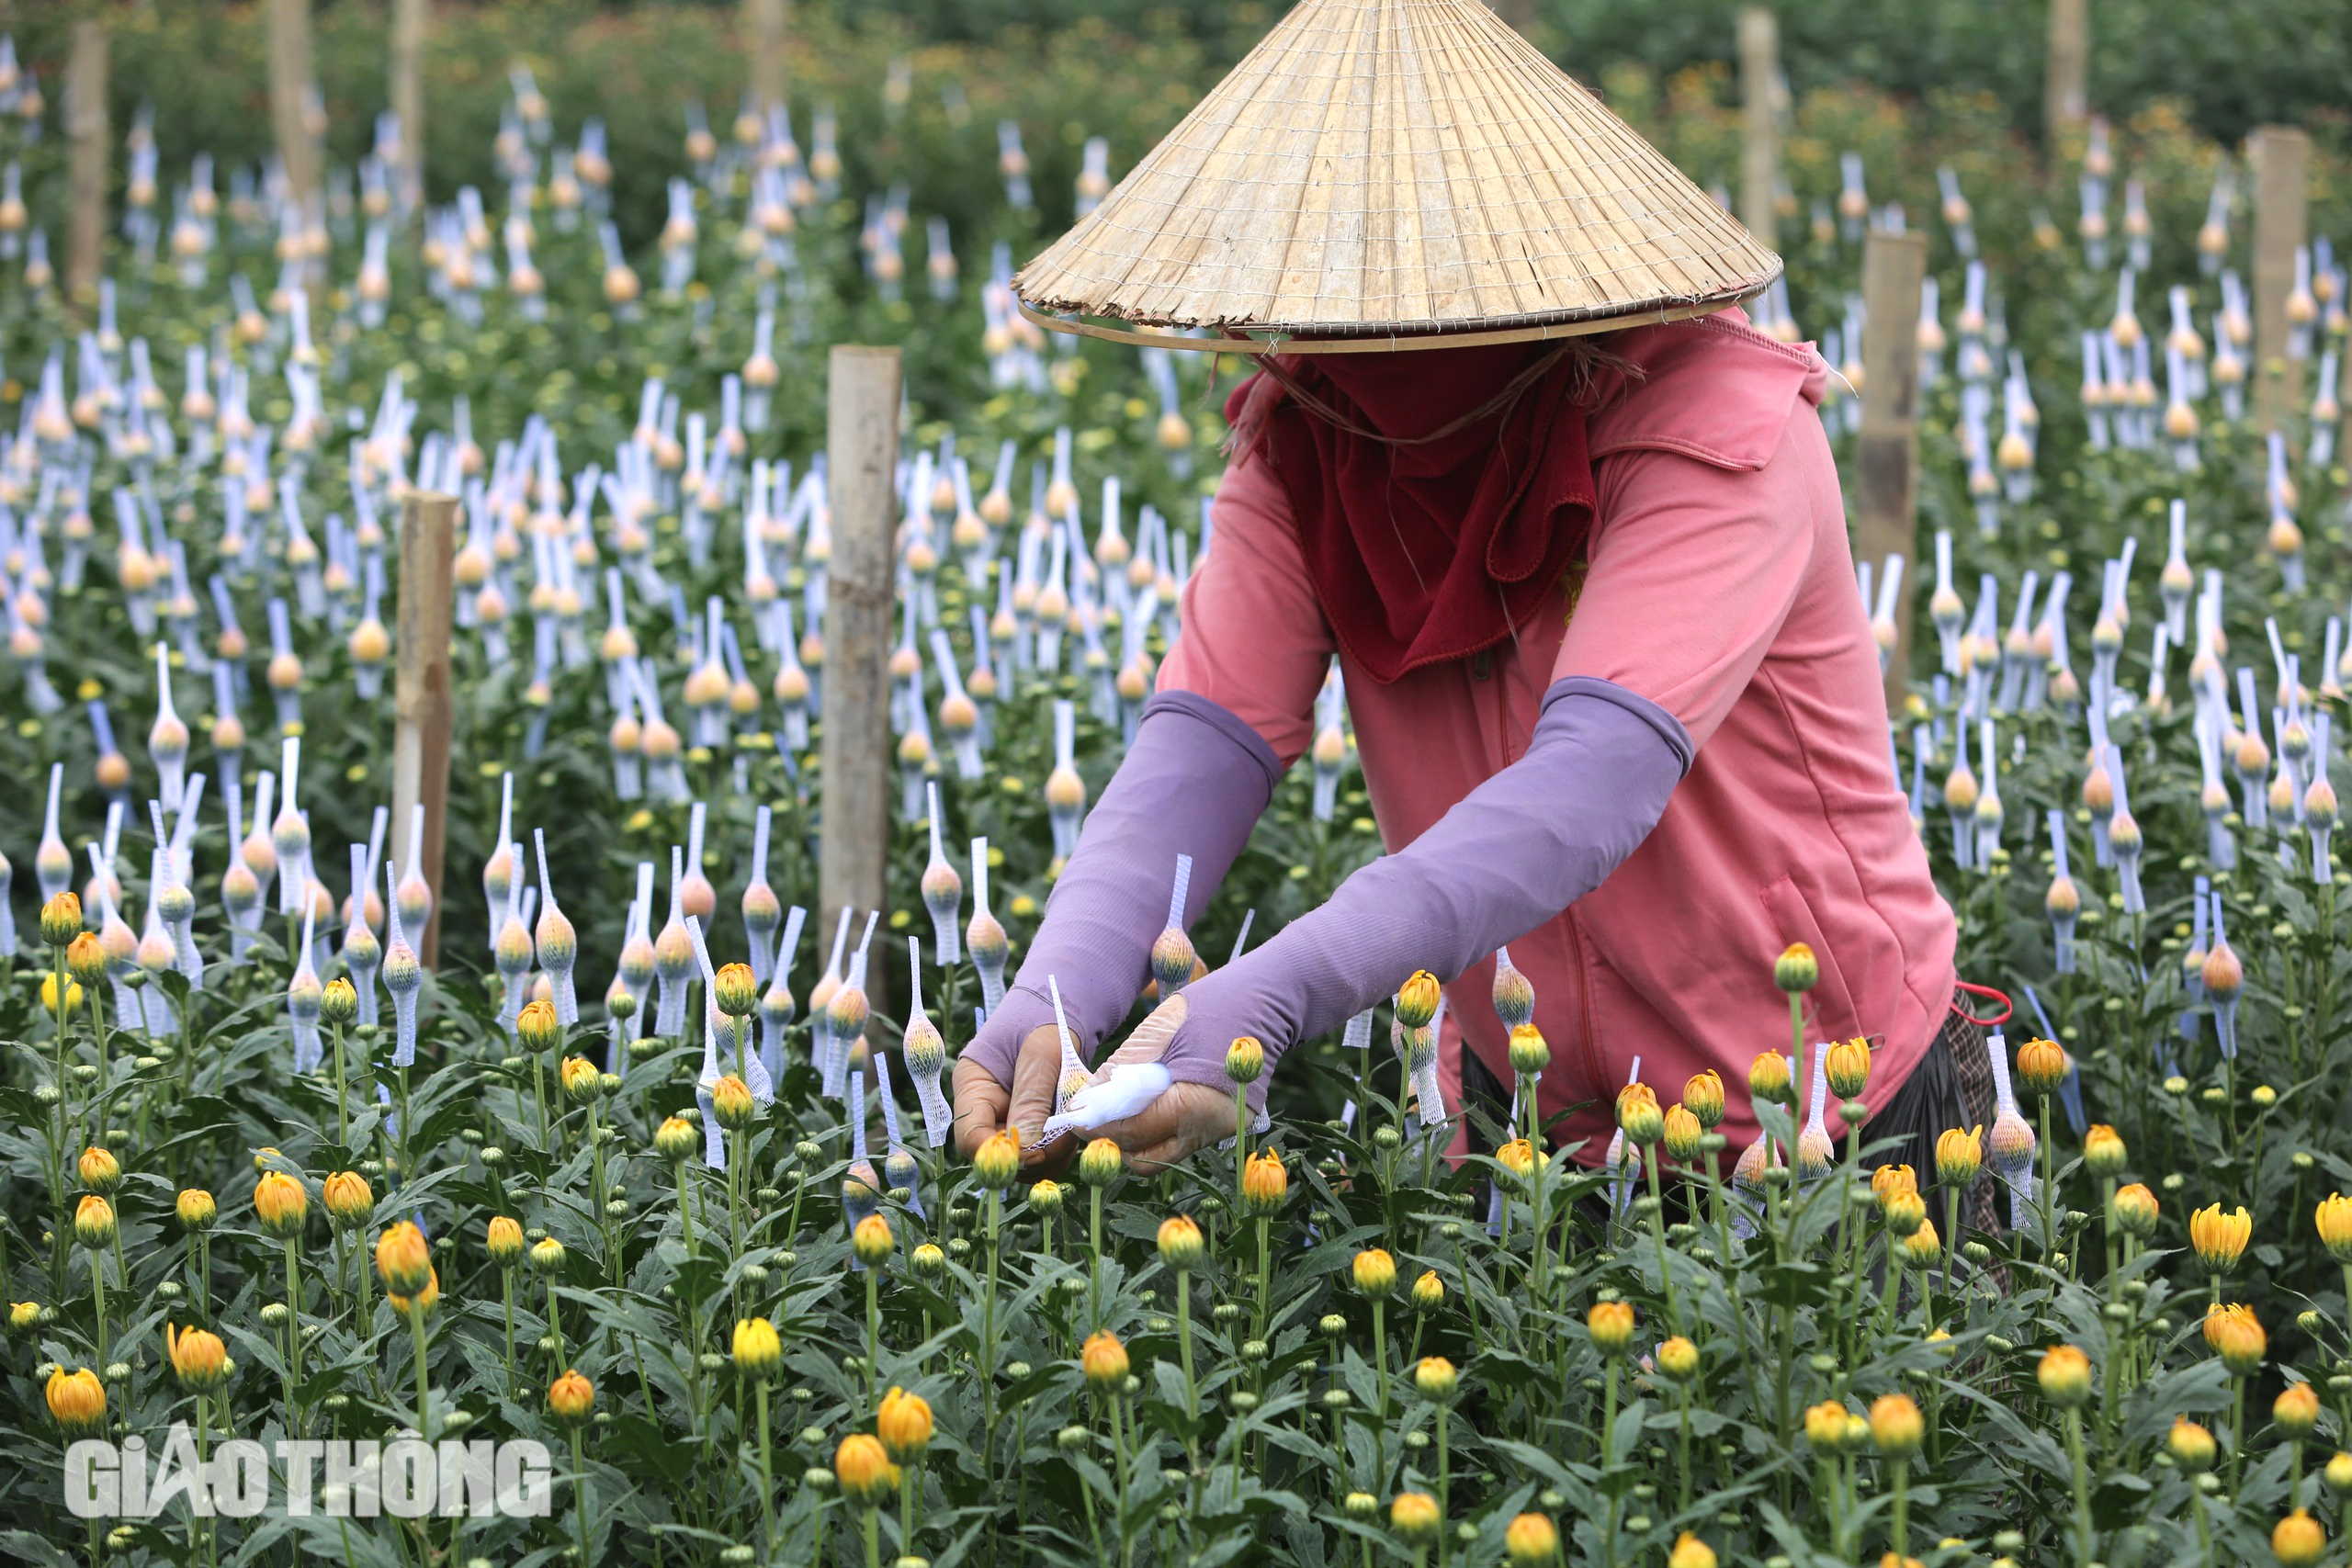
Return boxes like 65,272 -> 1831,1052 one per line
1154,676 -> 1693,1107
960,689 -> 1283,1089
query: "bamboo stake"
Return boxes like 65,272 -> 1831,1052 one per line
821,346 -> 901,1025
745,0 -> 788,115
391,493 -> 458,968
2338,325 -> 2352,466
2249,125 -> 2310,435
391,0 -> 427,216
2045,0 -> 2088,146
269,0 -> 320,273
1856,230 -> 1928,720
65,21 -> 107,300
1737,8 -> 1780,246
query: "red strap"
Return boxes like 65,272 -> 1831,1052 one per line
1951,980 -> 2013,1028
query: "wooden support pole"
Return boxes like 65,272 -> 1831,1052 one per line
391,492 -> 458,968
745,0 -> 788,114
1737,8 -> 1780,246
269,0 -> 320,229
821,346 -> 901,1022
391,0 -> 426,215
65,21 -> 107,299
1856,230 -> 1928,719
2249,125 -> 2311,434
2339,332 -> 2352,468
2045,0 -> 2088,145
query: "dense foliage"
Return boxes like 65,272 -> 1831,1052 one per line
2,15 -> 2352,1568
3,0 -> 2346,249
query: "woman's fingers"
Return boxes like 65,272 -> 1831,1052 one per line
1097,994 -> 1185,1069
1092,1080 -> 1230,1171
950,1058 -> 1009,1157
1004,1025 -> 1067,1154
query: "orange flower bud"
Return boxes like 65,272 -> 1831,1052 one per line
1773,942 -> 1817,992
2036,1344 -> 2092,1408
1081,1329 -> 1129,1390
2015,1037 -> 2068,1097
486,1215 -> 525,1267
732,1316 -> 782,1379
166,1323 -> 231,1391
376,1221 -> 433,1296
833,1432 -> 898,1506
877,1385 -> 933,1459
1824,1038 -> 1871,1100
73,1194 -> 114,1247
548,1369 -> 595,1425
1934,1126 -> 1983,1187
254,1170 -> 309,1238
1157,1215 -> 1204,1271
1506,1512 -> 1562,1566
2319,1193 -> 2352,1262
1869,1393 -> 1923,1457
2190,1203 -> 2252,1272
1240,1148 -> 1288,1213
46,1366 -> 106,1432
2277,1382 -> 2323,1438
974,1130 -> 1021,1190
1682,1069 -> 1726,1128
1390,1492 -> 1442,1545
1588,1300 -> 1634,1356
1395,971 -> 1440,1030
1615,1082 -> 1664,1145
322,1171 -> 373,1229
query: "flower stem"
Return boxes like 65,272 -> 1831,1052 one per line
1891,1456 -> 1909,1557
571,1427 -> 594,1565
1233,1087 -> 1249,1215
409,1304 -> 432,1441
89,1252 -> 107,1366
2064,1408 -> 2096,1566
865,1269 -> 880,1406
500,1269 -> 516,1397
1174,1271 -> 1199,1425
754,1381 -> 775,1559
283,1238 -> 303,1426
1252,1216 -> 1271,1343
1644,1153 -> 1681,1335
1434,1402 -> 1450,1568
1089,1185 -> 1105,1332
981,1188 -> 1001,1478
331,1021 -> 348,1150
728,1125 -> 746,1256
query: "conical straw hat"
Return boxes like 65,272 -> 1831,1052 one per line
1014,0 -> 1780,353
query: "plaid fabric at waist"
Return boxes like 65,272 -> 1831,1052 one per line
1861,988 -> 2003,1241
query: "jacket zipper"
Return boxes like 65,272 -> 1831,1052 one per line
1564,913 -> 1606,1105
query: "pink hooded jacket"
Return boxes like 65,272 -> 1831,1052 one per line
1155,308 -> 1959,1160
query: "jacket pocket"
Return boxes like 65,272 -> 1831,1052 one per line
1758,874 -> 1860,1050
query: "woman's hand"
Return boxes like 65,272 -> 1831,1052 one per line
952,1025 -> 1068,1168
1065,995 -> 1246,1169
951,994 -> 1259,1174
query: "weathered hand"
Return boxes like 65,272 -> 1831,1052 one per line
1071,994 -> 1260,1171
952,1024 -> 1075,1170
